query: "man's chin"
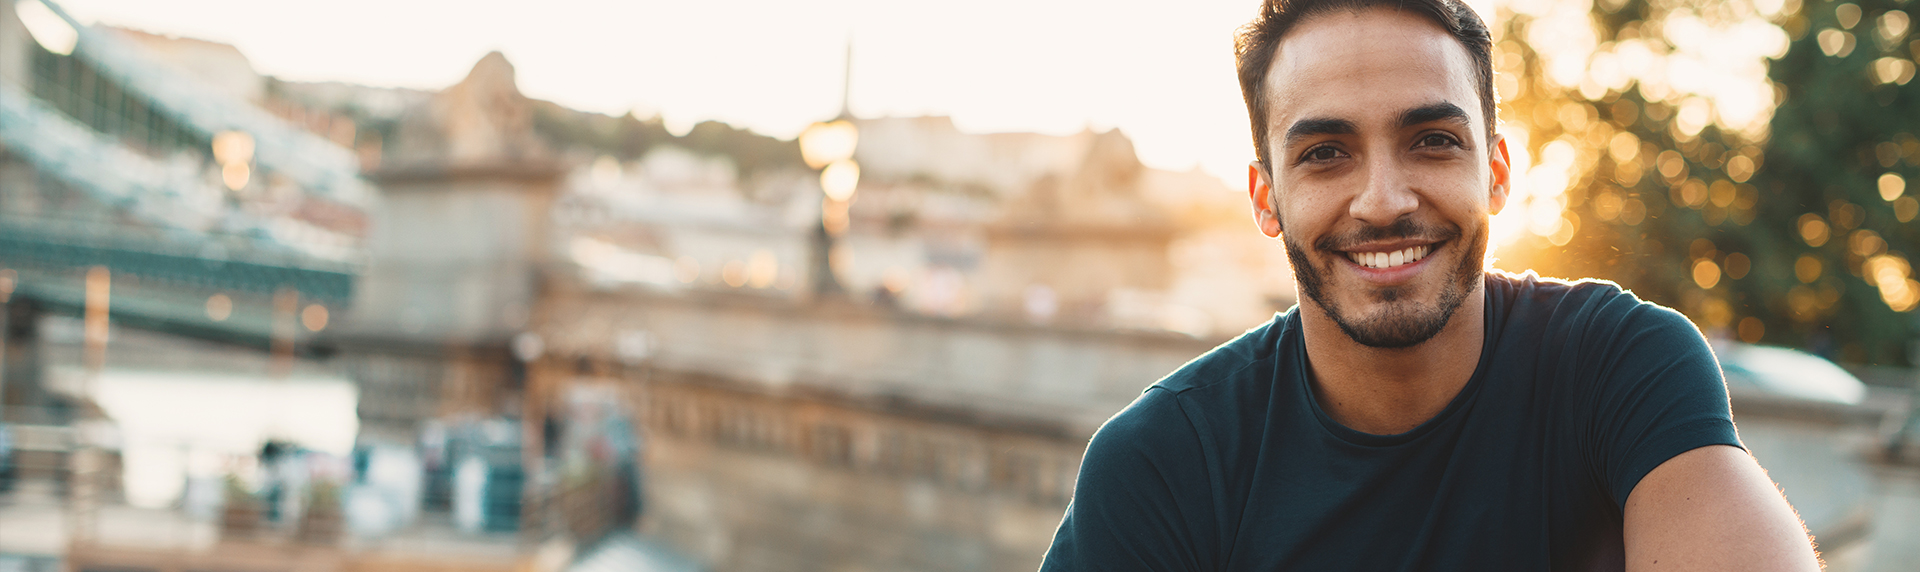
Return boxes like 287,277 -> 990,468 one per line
1327,299 -> 1455,349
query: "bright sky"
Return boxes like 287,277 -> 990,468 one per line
51,0 -> 1789,256
56,0 -> 1280,182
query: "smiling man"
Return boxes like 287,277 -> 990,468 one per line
1037,0 -> 1821,570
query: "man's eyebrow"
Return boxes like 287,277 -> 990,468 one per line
1398,102 -> 1472,130
1283,118 -> 1357,148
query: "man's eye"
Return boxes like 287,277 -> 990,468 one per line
1418,134 -> 1461,148
1303,146 -> 1344,162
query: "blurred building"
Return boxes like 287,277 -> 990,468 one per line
559,114 -> 1294,336
520,72 -> 1297,571
331,51 -> 563,434
7,4 -> 1915,571
0,6 -> 1291,563
110,27 -> 264,102
0,0 -> 367,410
0,2 -> 548,569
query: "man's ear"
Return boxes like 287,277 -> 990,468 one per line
1487,134 -> 1511,216
1249,161 -> 1282,238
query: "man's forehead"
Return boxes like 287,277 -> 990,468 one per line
1262,7 -> 1483,137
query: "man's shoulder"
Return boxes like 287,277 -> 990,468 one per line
1490,269 -> 1633,308
1489,270 -> 1688,339
1149,311 -> 1292,396
1080,313 -> 1292,485
1489,270 -> 1713,394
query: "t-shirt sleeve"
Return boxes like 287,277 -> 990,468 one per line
1039,388 -> 1217,572
1582,301 -> 1743,510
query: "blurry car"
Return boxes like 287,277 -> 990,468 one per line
1716,342 -> 1867,405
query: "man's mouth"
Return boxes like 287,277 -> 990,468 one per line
1343,243 -> 1435,270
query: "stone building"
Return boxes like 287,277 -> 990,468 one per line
330,51 -> 562,434
839,115 -> 1290,335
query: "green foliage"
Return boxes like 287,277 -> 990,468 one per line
1755,0 -> 1920,364
680,120 -> 805,176
529,104 -> 804,179
1496,0 -> 1920,366
530,102 -> 675,162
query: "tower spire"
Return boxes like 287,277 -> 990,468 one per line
838,36 -> 853,119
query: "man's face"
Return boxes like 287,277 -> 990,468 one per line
1252,7 -> 1509,348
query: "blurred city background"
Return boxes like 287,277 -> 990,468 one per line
0,0 -> 1915,570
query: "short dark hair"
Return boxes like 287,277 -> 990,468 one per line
1235,0 -> 1497,171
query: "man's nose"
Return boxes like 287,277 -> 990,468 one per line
1349,154 -> 1420,227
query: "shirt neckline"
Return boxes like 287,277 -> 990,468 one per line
1289,275 -> 1508,448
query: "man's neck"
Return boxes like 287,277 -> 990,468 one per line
1297,281 -> 1487,435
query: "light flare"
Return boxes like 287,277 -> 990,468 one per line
15,0 -> 75,56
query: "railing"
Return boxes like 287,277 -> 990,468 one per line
0,83 -> 364,269
0,222 -> 354,303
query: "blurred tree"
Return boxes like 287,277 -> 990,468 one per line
680,120 -> 805,177
1489,0 -> 1918,366
1757,0 -> 1919,364
529,104 -> 804,183
530,102 -> 675,162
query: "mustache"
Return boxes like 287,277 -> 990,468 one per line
1312,218 -> 1463,253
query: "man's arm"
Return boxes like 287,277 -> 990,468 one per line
1622,445 -> 1820,572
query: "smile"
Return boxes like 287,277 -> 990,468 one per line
1344,244 -> 1433,269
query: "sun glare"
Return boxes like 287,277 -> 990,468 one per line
1487,0 -> 1792,264
16,0 -> 76,56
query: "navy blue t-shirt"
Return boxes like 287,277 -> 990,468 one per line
1040,272 -> 1741,571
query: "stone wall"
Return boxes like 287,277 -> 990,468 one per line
535,284 -> 1222,436
530,283 -> 1228,571
633,369 -> 1084,572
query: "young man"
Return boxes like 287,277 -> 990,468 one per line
1038,0 -> 1822,569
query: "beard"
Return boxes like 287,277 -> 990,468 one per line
1285,217 -> 1486,349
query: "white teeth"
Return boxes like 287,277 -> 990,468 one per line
1348,245 -> 1431,269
